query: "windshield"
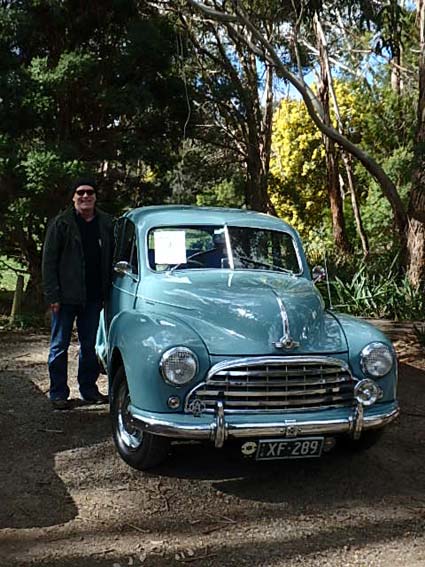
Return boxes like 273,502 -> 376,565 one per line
147,225 -> 301,274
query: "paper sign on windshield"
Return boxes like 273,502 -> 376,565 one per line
154,230 -> 187,265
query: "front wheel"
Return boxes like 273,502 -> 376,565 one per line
111,366 -> 169,470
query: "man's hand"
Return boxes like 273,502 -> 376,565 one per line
50,303 -> 60,314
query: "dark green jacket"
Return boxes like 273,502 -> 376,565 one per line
42,206 -> 114,305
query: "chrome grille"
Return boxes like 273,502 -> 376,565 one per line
185,357 -> 355,413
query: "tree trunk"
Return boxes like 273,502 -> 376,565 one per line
23,256 -> 44,310
406,186 -> 425,287
343,154 -> 370,257
242,35 -> 275,214
313,13 -> 369,257
315,14 -> 351,253
245,149 -> 269,212
406,0 -> 425,288
326,145 -> 350,252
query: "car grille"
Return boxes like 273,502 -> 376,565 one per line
185,357 -> 355,413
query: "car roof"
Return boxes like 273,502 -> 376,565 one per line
125,205 -> 297,235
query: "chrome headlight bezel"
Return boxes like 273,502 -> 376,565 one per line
360,342 -> 394,378
160,346 -> 198,386
354,379 -> 382,406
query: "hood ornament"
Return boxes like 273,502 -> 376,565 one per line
273,296 -> 299,350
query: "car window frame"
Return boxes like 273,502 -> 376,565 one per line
144,222 -> 304,276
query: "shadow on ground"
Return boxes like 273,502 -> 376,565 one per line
153,362 -> 425,510
2,514 -> 425,567
0,368 -> 110,529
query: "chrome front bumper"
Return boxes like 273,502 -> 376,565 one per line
129,401 -> 400,449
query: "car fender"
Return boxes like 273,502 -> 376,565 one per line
332,312 -> 397,401
107,309 -> 210,412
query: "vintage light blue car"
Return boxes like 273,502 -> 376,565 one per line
96,205 -> 399,470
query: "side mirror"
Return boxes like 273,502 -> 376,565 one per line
312,265 -> 326,284
114,260 -> 133,276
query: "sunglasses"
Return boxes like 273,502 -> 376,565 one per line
75,189 -> 95,196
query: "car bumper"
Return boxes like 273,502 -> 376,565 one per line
129,401 -> 400,449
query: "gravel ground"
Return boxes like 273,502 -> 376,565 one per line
0,322 -> 424,567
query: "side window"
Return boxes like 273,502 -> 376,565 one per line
113,219 -> 138,274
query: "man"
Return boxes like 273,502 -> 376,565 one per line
42,178 -> 114,410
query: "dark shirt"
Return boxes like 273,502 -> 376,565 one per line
75,211 -> 103,301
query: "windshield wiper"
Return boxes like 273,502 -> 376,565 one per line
235,255 -> 294,274
167,251 -> 204,274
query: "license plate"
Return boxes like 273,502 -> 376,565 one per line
253,437 -> 324,461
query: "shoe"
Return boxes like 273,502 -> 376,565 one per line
51,399 -> 70,410
80,392 -> 109,405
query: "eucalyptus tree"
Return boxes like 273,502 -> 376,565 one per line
408,0 -> 425,287
170,0 -> 297,213
188,0 -> 425,288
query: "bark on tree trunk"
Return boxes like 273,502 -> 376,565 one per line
406,0 -> 425,288
245,150 -> 268,212
243,54 -> 275,214
316,15 -> 351,253
24,255 -> 44,310
313,13 -> 369,257
406,185 -> 425,287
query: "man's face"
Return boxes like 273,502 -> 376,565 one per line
72,184 -> 96,215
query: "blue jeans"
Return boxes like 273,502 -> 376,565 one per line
48,301 -> 102,401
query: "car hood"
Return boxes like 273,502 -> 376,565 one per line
142,271 -> 347,356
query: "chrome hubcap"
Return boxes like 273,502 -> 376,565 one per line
117,383 -> 143,450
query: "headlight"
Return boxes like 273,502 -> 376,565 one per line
160,347 -> 198,386
360,342 -> 394,377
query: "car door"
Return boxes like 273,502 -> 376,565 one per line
107,217 -> 139,326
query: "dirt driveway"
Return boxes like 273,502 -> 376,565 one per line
0,323 -> 424,567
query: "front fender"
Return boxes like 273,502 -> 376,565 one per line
333,313 -> 398,402
107,309 -> 210,412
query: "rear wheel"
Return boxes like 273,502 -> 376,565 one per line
111,366 -> 169,470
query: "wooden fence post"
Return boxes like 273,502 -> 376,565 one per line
10,274 -> 24,323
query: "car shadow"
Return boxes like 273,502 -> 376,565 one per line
155,362 -> 425,511
0,366 -> 110,529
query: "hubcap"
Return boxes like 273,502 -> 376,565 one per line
116,383 -> 143,450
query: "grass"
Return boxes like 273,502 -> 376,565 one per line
0,256 -> 29,291
0,256 -> 31,323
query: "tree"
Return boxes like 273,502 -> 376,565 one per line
407,0 -> 425,287
0,0 -> 188,305
188,0 -> 424,288
173,1 -> 282,212
270,97 -> 327,235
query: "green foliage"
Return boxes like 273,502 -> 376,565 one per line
413,323 -> 425,348
21,149 -> 81,195
271,75 -> 417,267
269,96 -> 327,237
356,146 -> 412,253
165,139 -> 245,207
357,86 -> 417,155
196,177 -> 245,208
330,268 -> 424,320
0,1 -> 189,303
313,252 -> 424,321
